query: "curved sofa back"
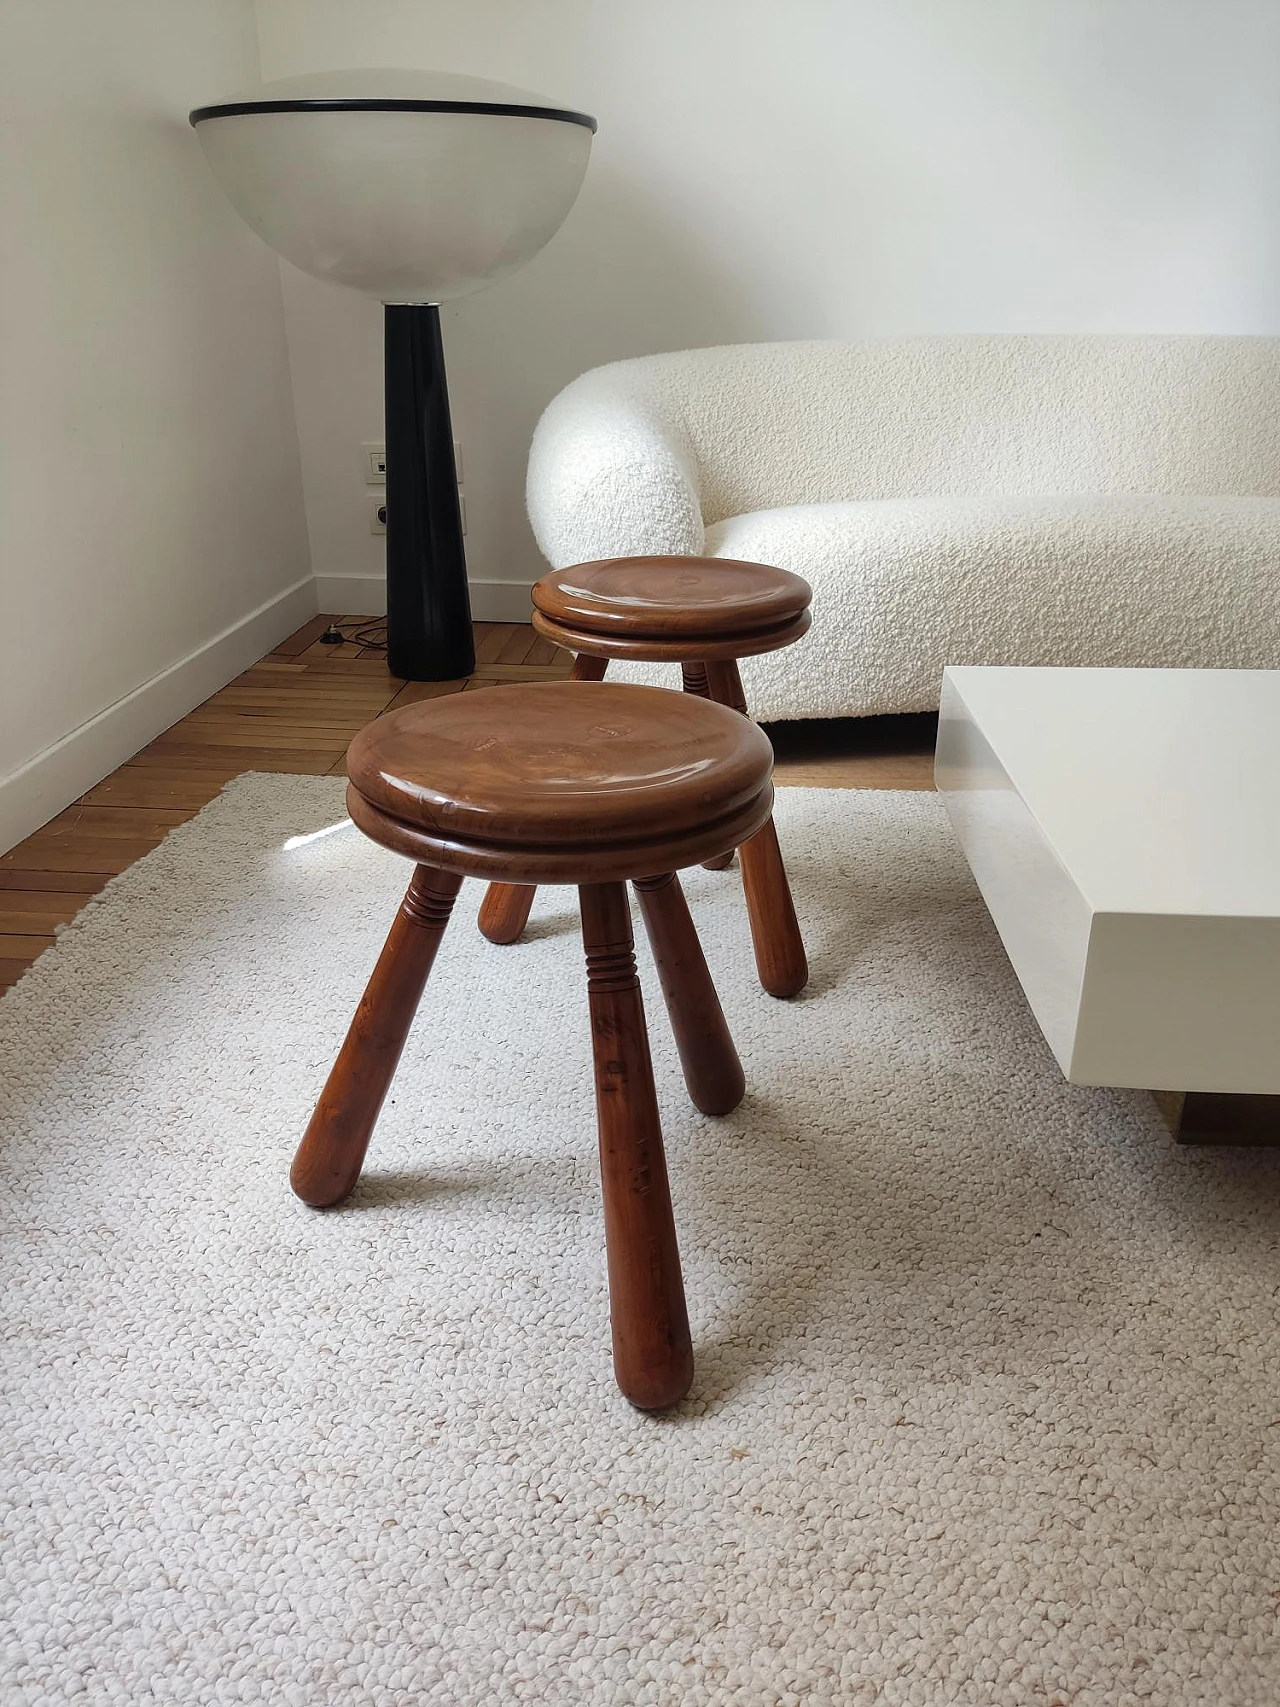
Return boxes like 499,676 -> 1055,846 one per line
538,336 -> 1280,528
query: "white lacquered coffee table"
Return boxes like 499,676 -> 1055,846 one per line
935,667 -> 1280,1142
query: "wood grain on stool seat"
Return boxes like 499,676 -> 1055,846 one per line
531,556 -> 812,663
536,556 -> 812,642
348,681 -> 773,851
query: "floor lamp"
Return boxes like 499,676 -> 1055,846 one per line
190,69 -> 595,680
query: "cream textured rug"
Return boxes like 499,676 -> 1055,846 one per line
3,778 -> 1278,1706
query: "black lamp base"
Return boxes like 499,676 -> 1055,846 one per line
383,305 -> 476,681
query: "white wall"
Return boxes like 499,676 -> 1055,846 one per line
254,0 -> 1280,609
0,0 -> 312,852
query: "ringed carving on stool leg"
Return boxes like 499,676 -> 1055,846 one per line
291,865 -> 462,1209
580,881 -> 693,1411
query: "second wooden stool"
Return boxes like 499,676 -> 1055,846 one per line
479,555 -> 811,998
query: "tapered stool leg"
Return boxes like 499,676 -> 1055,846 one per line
477,652 -> 610,945
291,865 -> 463,1208
633,872 -> 745,1115
738,818 -> 808,998
476,879 -> 536,945
683,663 -> 735,870
569,653 -> 609,683
705,658 -> 808,999
580,881 -> 693,1410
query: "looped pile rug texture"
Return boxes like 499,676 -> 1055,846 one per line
2,777 -> 1278,1705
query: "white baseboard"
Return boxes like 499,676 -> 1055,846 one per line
0,576 -> 317,856
314,573 -> 533,625
1,567 -> 539,857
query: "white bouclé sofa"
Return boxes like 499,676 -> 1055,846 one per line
525,336 -> 1280,720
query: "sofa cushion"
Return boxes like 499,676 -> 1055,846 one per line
603,493 -> 1280,721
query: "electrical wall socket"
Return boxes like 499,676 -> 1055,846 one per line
363,440 -> 463,484
367,495 -> 463,535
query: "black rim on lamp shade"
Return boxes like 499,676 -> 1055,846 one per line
188,99 -> 597,129
384,306 -> 476,683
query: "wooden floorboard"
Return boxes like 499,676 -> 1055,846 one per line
0,894 -> 85,933
768,713 -> 937,791
1,620 -> 931,990
80,771 -> 239,811
269,614 -> 336,658
0,869 -> 111,893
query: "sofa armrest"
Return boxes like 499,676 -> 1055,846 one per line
526,372 -> 704,567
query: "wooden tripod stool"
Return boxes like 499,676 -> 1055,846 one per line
291,681 -> 775,1411
478,555 -> 811,999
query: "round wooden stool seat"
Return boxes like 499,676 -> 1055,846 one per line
346,682 -> 775,883
532,556 -> 812,661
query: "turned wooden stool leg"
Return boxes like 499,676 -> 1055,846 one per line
580,881 -> 693,1410
683,662 -> 735,870
569,653 -> 609,683
476,879 -> 536,946
291,865 -> 463,1208
705,658 -> 808,999
477,652 -> 610,945
633,872 -> 745,1116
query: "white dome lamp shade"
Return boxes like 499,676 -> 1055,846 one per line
190,70 -> 595,679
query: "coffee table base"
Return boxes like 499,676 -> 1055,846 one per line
1152,1091 -> 1280,1146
